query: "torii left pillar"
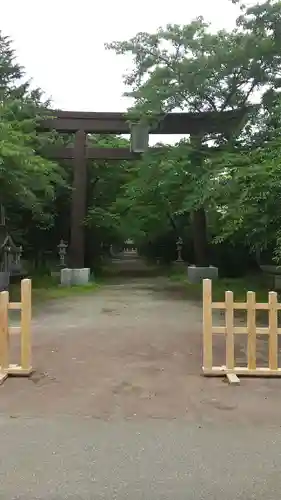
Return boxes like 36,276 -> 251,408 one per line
68,130 -> 89,277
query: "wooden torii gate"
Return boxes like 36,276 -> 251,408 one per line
41,109 -> 246,268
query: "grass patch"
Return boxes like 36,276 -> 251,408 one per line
9,274 -> 99,304
168,266 -> 271,303
208,276 -> 270,302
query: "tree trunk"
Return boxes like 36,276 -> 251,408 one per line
191,208 -> 209,266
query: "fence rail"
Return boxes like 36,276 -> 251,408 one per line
203,279 -> 281,384
0,279 -> 32,384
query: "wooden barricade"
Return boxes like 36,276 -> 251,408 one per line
0,279 -> 32,384
203,279 -> 281,384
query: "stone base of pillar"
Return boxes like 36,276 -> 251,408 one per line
187,265 -> 218,284
60,268 -> 91,286
72,268 -> 90,285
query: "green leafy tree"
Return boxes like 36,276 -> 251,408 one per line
0,31 -> 65,240
85,135 -> 134,246
209,99 -> 281,261
106,0 -> 281,265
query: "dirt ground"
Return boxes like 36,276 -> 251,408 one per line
1,276 -> 281,424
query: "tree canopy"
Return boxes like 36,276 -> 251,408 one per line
106,0 -> 281,265
0,31 -> 66,228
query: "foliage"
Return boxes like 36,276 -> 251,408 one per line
3,1 -> 281,274
106,0 -> 281,265
0,100 -> 65,220
212,103 -> 281,258
0,31 -> 66,235
113,141 -> 213,236
85,134 -> 133,245
106,1 -> 281,119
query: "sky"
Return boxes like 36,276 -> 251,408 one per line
1,0 -> 255,144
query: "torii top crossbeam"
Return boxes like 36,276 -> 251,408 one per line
42,108 -> 246,135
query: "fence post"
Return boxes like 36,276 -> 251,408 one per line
203,279 -> 212,371
225,290 -> 235,370
247,291 -> 256,370
0,290 -> 9,370
268,291 -> 278,370
20,279 -> 32,371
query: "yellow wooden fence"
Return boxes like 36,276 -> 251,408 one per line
0,279 -> 32,384
203,279 -> 281,384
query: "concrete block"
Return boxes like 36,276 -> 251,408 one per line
60,268 -> 91,286
187,265 -> 218,284
60,268 -> 72,287
71,268 -> 90,285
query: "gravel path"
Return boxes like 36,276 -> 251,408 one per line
1,277 -> 281,422
1,277 -> 281,498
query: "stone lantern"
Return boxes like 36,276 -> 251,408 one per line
176,237 -> 183,262
0,229 -> 23,291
